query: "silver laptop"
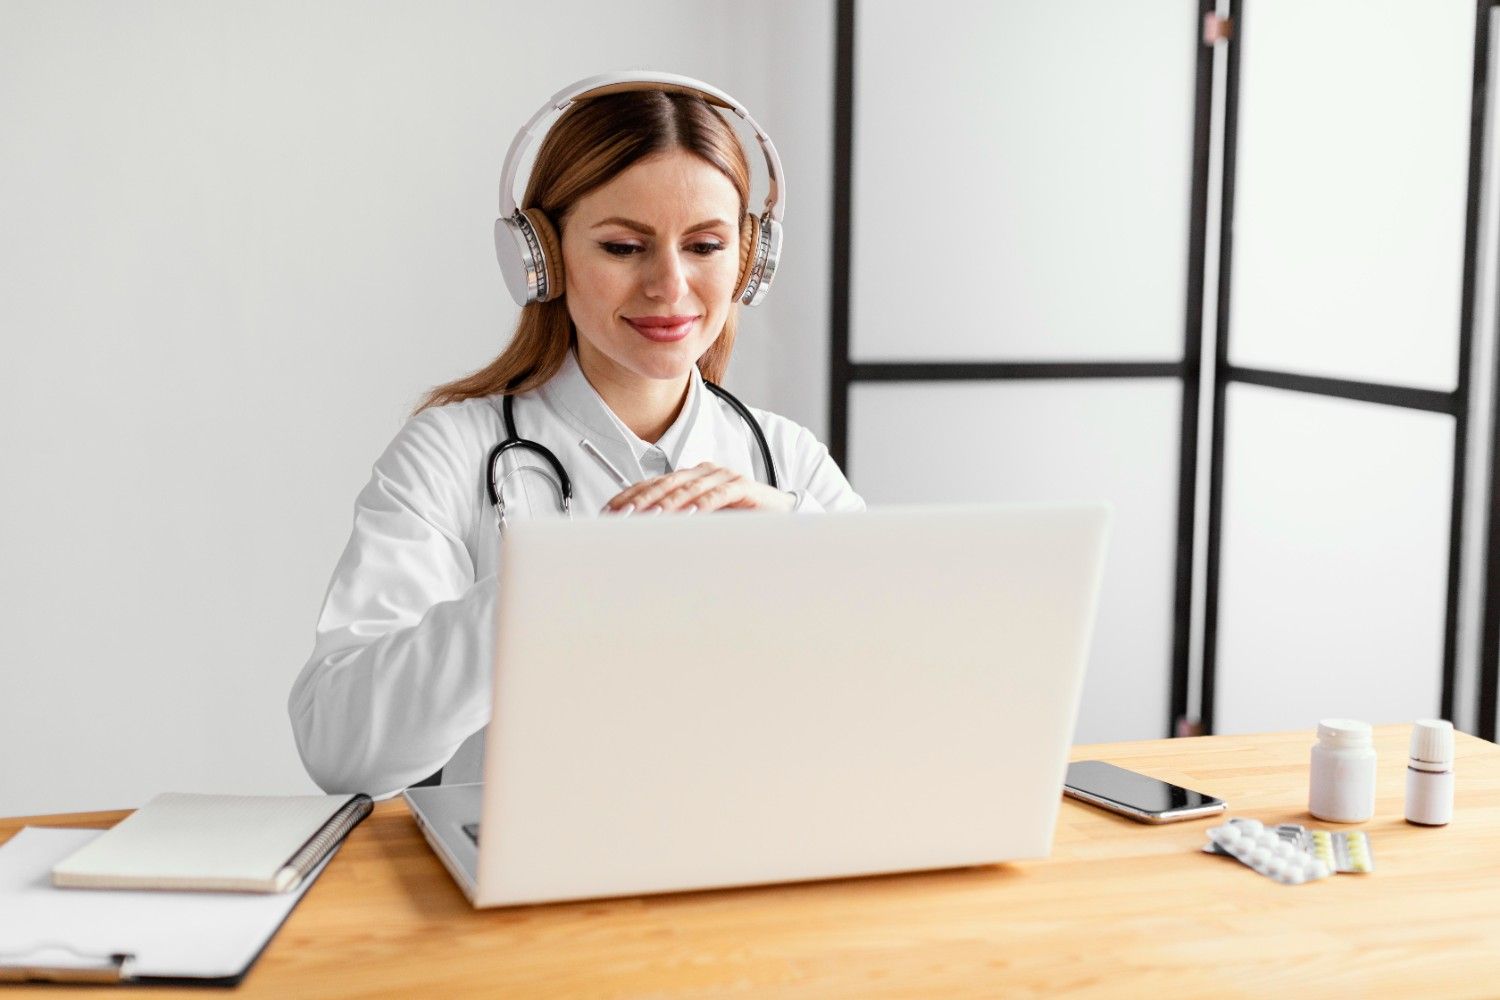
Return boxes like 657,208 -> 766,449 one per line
405,503 -> 1109,908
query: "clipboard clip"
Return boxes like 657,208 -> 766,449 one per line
0,944 -> 132,983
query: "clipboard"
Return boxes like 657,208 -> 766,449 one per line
0,827 -> 337,987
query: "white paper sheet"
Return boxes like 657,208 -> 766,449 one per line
0,827 -> 333,981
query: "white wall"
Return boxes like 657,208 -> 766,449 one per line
0,0 -> 835,816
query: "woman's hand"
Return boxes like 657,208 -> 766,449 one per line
604,462 -> 795,514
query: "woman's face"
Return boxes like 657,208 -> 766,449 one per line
561,148 -> 742,386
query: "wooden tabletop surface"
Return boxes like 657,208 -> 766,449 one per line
5,724 -> 1499,998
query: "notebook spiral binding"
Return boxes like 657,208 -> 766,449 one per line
276,794 -> 373,891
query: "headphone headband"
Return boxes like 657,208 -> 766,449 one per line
497,71 -> 785,223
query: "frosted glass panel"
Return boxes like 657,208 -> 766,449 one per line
1228,0 -> 1472,390
1215,385 -> 1453,734
849,0 -> 1196,362
849,380 -> 1182,743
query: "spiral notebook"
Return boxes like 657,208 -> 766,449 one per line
51,792 -> 372,893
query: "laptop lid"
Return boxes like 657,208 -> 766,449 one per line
474,503 -> 1109,907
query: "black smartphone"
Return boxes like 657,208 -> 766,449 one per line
1063,760 -> 1226,823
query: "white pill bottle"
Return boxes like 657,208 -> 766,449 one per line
1405,718 -> 1454,826
1308,718 -> 1377,823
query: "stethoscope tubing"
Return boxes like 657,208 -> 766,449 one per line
486,394 -> 574,510
703,382 -> 778,490
487,381 -> 778,531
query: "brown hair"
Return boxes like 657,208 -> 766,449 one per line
415,90 -> 753,414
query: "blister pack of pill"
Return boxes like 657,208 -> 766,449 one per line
1202,821 -> 1375,873
1202,821 -> 1299,855
1203,818 -> 1333,885
1303,827 -> 1374,873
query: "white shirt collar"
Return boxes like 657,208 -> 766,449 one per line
635,369 -> 700,469
540,347 -> 703,477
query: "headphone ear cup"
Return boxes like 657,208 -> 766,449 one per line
522,208 -> 565,302
735,213 -> 781,307
734,213 -> 761,304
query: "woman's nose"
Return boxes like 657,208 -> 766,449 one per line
642,247 -> 689,303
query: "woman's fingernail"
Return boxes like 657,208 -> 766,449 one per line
685,505 -> 698,515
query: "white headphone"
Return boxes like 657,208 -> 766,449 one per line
494,71 -> 785,309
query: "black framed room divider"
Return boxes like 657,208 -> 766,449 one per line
1201,0 -> 1493,736
829,0 -> 1500,739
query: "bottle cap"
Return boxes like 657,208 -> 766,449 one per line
1316,718 -> 1373,748
1409,718 -> 1454,765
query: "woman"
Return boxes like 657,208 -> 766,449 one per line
289,75 -> 863,797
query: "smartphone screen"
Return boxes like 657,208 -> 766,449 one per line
1064,760 -> 1222,814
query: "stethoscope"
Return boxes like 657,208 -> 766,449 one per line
485,382 -> 779,535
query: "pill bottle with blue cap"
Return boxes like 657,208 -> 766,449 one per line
1308,719 -> 1376,823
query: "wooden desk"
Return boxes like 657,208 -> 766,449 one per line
6,725 -> 1500,998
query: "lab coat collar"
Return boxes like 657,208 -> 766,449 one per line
539,348 -> 704,481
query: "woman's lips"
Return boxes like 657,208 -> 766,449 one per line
625,315 -> 698,342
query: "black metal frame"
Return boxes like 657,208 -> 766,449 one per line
829,0 -> 1217,737
1202,0 -> 1489,733
1474,1 -> 1500,741
829,0 -> 854,464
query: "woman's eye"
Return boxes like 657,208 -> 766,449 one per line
599,241 -> 724,257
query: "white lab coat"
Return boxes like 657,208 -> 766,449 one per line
288,350 -> 864,797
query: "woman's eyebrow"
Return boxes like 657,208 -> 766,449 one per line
590,217 -> 733,235
592,216 -> 653,234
